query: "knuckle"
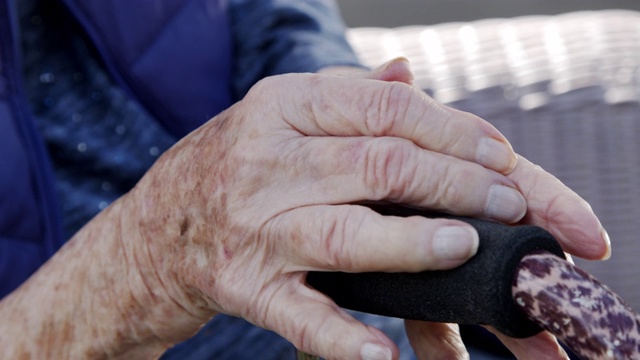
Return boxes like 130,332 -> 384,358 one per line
247,74 -> 325,130
319,216 -> 348,270
364,82 -> 414,135
424,160 -> 455,205
246,75 -> 278,100
318,208 -> 362,270
362,139 -> 418,201
290,318 -> 322,353
245,73 -> 302,104
428,164 -> 477,211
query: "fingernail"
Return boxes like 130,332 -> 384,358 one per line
485,185 -> 527,223
372,57 -> 414,83
360,343 -> 392,360
433,226 -> 479,260
383,57 -> 410,70
374,58 -> 400,73
477,138 -> 517,173
600,228 -> 612,260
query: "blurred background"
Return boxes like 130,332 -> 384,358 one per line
336,0 -> 640,27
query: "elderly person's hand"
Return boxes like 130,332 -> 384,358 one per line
128,59 -> 529,358
354,59 -> 609,360
0,59 -> 608,360
135,59 -> 606,359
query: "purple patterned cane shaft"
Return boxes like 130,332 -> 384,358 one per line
513,253 -> 640,359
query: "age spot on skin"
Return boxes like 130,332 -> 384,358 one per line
224,247 -> 233,261
179,217 -> 190,238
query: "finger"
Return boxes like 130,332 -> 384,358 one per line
265,136 -> 526,224
261,276 -> 398,360
487,327 -> 570,360
249,73 -> 517,174
404,320 -> 469,360
366,57 -> 415,85
270,204 -> 479,273
318,57 -> 415,86
508,156 -> 610,260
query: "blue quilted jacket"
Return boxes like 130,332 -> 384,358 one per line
0,0 -> 360,297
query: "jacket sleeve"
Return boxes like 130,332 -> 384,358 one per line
229,0 -> 365,99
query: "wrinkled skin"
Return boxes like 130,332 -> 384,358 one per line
0,59 -> 609,359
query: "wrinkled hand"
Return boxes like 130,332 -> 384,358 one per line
358,59 -> 609,360
129,58 -> 608,359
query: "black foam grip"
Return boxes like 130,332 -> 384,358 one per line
306,206 -> 565,338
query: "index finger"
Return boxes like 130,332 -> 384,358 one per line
249,74 -> 517,174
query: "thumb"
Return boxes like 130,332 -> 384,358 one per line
367,57 -> 415,85
317,57 -> 415,85
263,277 -> 398,360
